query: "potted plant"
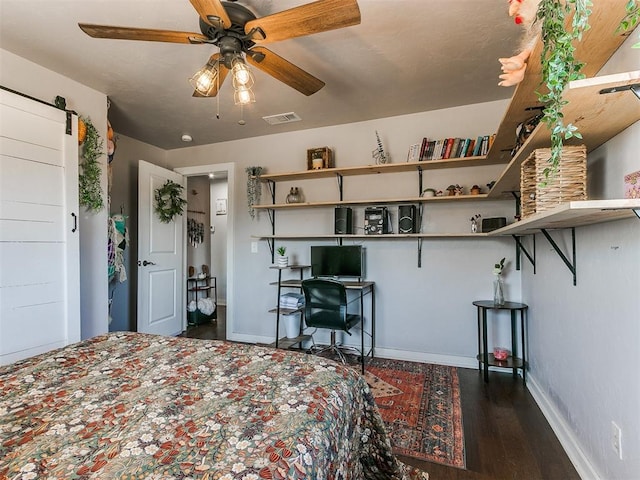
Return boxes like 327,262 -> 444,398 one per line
276,246 -> 288,267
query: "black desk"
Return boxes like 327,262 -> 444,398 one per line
278,279 -> 375,359
473,300 -> 528,384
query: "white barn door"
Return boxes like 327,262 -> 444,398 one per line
0,89 -> 80,365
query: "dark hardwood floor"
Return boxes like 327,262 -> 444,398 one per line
181,309 -> 579,480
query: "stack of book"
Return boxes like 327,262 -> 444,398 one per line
279,292 -> 304,309
407,134 -> 496,162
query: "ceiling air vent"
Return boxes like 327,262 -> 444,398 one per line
262,112 -> 302,125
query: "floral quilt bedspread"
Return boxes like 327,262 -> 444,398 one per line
1,332 -> 428,480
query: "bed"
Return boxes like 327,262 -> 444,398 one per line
0,332 -> 428,479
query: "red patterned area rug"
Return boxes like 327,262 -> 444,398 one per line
364,357 -> 466,469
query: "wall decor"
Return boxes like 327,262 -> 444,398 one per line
216,198 -> 227,215
78,116 -> 105,212
154,180 -> 187,223
625,170 -> 640,199
307,147 -> 333,170
246,166 -> 263,219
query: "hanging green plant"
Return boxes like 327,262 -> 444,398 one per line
78,116 -> 105,212
154,180 -> 187,223
246,166 -> 263,219
617,0 -> 640,47
536,0 -> 592,181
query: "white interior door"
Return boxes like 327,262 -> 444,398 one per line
137,160 -> 185,336
0,89 -> 80,365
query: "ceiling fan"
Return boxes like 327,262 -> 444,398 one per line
78,0 -> 361,101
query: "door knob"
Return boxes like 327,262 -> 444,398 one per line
139,260 -> 156,266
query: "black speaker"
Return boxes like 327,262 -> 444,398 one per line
334,207 -> 353,234
482,217 -> 507,232
398,204 -> 417,233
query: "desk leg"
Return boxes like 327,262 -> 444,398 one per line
482,308 -> 489,383
371,286 -> 376,358
521,309 -> 527,384
511,310 -> 517,379
360,289 -> 365,373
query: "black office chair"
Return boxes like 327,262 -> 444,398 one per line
301,278 -> 365,373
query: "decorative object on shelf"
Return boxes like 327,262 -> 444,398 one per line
470,214 -> 481,233
246,166 -> 263,219
493,257 -> 506,306
421,188 -> 437,198
536,0 -> 591,179
154,179 -> 187,223
78,116 -> 105,212
276,246 -> 288,267
372,130 -> 389,164
486,180 -> 496,190
520,145 -> 587,218
498,0 -> 541,87
446,184 -> 463,196
307,147 -> 333,170
512,111 -> 543,156
624,170 -> 640,199
493,347 -> 510,361
286,187 -> 303,204
470,185 -> 482,195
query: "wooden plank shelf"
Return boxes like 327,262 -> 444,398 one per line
484,0 -> 636,196
258,156 -> 499,183
253,193 -> 493,210
253,233 -> 492,240
489,199 -> 640,236
488,71 -> 640,197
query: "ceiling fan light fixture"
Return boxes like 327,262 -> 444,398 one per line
231,55 -> 254,89
189,59 -> 220,95
234,86 -> 255,106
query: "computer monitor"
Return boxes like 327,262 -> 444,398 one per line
310,245 -> 364,279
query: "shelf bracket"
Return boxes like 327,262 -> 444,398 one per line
266,180 -> 276,263
633,209 -> 640,220
541,227 -> 577,286
417,238 -> 423,268
417,166 -> 423,195
511,191 -> 521,219
335,173 -> 344,201
512,234 -> 535,273
417,203 -> 425,267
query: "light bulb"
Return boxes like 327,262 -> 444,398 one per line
189,62 -> 219,95
234,86 -> 255,106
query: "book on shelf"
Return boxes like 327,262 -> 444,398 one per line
407,143 -> 421,162
414,134 -> 494,161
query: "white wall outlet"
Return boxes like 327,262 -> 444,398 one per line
611,421 -> 623,460
251,241 -> 258,253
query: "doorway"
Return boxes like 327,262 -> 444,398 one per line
176,163 -> 234,340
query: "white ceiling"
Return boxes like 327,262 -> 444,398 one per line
0,0 -> 523,150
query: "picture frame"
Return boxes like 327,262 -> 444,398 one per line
215,198 -> 227,215
307,147 -> 333,170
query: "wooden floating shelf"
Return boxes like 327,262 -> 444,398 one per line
253,193 -> 495,210
488,71 -> 640,197
489,199 -> 640,236
257,156 -> 500,182
253,233 -> 492,240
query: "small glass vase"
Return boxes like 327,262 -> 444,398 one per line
493,275 -> 505,306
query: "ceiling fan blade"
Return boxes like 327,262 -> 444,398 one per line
78,24 -> 208,44
246,46 -> 325,96
189,0 -> 232,28
245,0 -> 360,44
193,55 -> 230,97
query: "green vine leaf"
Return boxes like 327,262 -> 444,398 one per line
78,116 -> 105,212
154,180 -> 187,223
536,0 -> 592,181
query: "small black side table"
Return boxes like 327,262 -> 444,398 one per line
473,300 -> 528,384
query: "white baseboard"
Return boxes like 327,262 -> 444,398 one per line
526,374 -> 599,480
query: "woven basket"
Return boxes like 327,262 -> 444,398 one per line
520,145 -> 587,218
